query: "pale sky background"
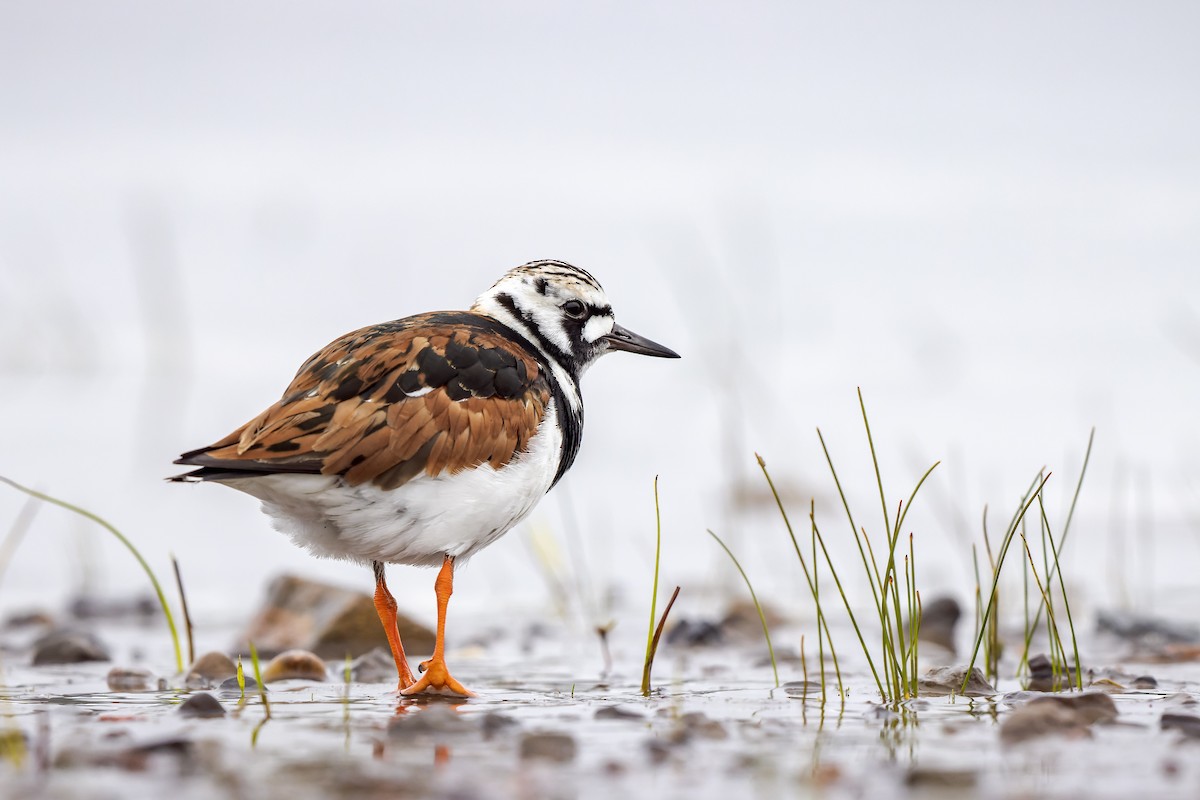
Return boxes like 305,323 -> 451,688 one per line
1,2 -> 1198,630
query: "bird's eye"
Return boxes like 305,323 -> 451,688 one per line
562,300 -> 586,319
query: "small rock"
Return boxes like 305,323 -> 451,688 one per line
1161,713 -> 1200,739
185,652 -> 238,688
782,681 -> 823,698
666,619 -> 723,647
644,738 -> 671,765
262,649 -> 328,682
678,712 -> 727,740
520,731 -> 577,762
905,766 -> 977,789
106,666 -> 156,692
919,666 -> 996,697
481,712 -> 519,739
219,675 -> 258,692
349,647 -> 396,683
594,705 -> 643,721
1026,653 -> 1080,691
239,574 -> 435,659
178,692 -> 226,718
917,596 -> 961,653
32,628 -> 110,665
1000,692 -> 1117,743
2,609 -> 54,629
1028,653 -> 1053,680
1132,675 -> 1158,690
1097,610 -> 1200,645
719,599 -> 785,642
68,594 -> 158,621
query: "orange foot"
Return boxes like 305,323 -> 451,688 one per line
400,657 -> 474,696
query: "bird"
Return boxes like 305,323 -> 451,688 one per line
170,259 -> 679,696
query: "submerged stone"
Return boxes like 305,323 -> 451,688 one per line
520,731 -> 577,762
1161,713 -> 1200,739
106,666 -> 156,692
919,666 -> 996,697
594,705 -> 644,721
178,692 -> 226,718
1000,692 -> 1117,743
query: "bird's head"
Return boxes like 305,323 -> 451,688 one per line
473,259 -> 679,380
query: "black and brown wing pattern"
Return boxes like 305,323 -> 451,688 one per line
173,312 -> 552,491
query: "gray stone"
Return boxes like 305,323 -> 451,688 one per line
919,666 -> 996,697
1001,692 -> 1117,743
178,692 -> 226,718
1161,713 -> 1200,738
106,666 -> 156,692
519,731 -> 577,762
32,628 -> 110,665
184,651 -> 238,689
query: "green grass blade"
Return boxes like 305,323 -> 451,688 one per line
708,529 -> 779,688
0,476 -> 183,673
641,476 -> 663,697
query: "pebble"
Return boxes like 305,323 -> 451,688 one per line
906,765 -> 977,789
919,666 -> 996,697
519,731 -> 577,762
349,647 -> 396,683
678,712 -> 727,741
481,712 -> 519,739
594,705 -> 644,721
31,628 -> 111,665
1000,692 -> 1117,743
917,596 -> 962,653
666,619 -> 723,647
185,652 -> 238,688
262,649 -> 328,682
782,681 -> 823,698
178,692 -> 226,718
2,610 -> 54,629
106,666 -> 156,692
219,675 -> 258,691
1161,713 -> 1200,739
1132,675 -> 1158,690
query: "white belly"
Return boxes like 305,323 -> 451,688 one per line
223,401 -> 564,567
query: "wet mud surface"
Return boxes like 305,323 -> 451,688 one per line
4,614 -> 1200,800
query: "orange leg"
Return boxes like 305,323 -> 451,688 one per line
373,561 -> 416,691
401,555 -> 474,696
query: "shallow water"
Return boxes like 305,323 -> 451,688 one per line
4,615 -> 1200,800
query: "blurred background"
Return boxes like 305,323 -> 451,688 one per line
1,2 -> 1197,632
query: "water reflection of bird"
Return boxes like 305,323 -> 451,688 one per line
171,260 -> 679,695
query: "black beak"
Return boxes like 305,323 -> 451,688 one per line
602,324 -> 680,358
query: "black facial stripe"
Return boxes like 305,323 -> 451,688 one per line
495,291 -> 576,373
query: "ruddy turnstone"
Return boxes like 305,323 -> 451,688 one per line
171,259 -> 679,695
